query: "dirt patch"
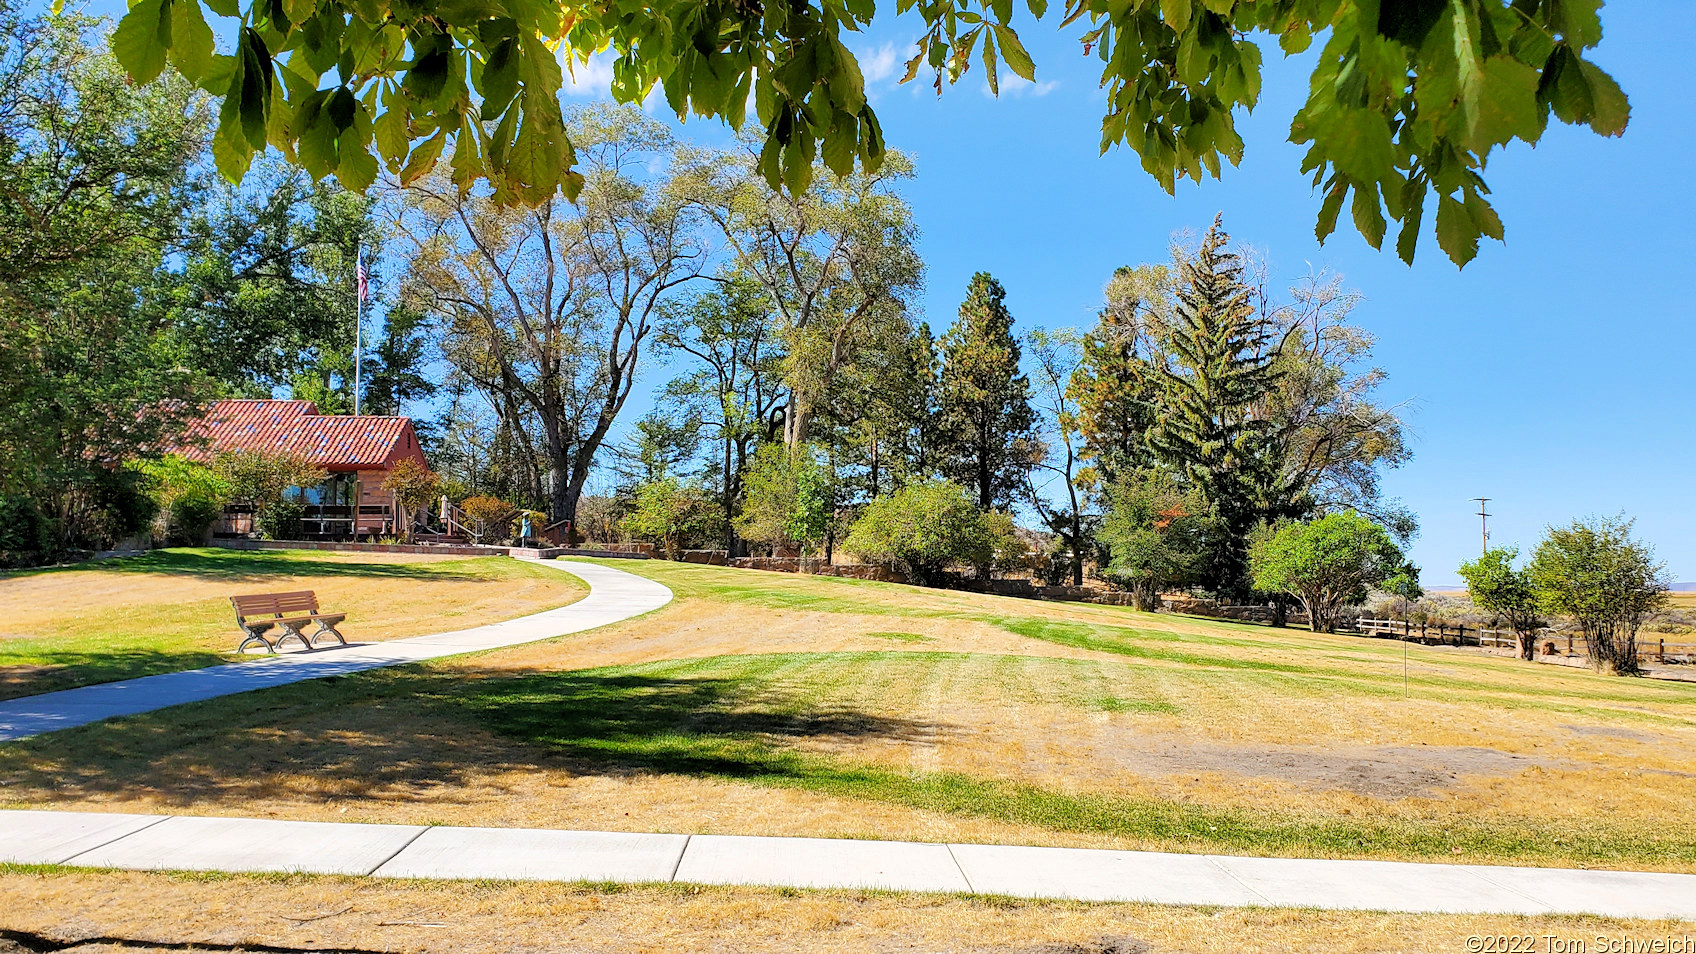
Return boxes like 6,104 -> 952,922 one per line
1085,735 -> 1555,799
1561,724 -> 1661,742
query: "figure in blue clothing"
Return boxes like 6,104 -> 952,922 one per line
519,512 -> 532,544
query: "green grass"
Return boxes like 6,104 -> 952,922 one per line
5,557 -> 1695,871
0,547 -> 585,700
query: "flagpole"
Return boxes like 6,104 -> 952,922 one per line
354,242 -> 363,416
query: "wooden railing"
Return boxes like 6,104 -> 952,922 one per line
1355,617 -> 1696,664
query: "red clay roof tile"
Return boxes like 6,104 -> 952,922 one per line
177,400 -> 418,470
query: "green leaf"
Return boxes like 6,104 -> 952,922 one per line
237,29 -> 274,151
400,128 -> 448,183
1160,0 -> 1190,30
1470,55 -> 1541,148
338,127 -> 379,191
1315,179 -> 1347,243
1324,107 -> 1397,184
1548,0 -> 1603,48
373,96 -> 410,163
1395,185 -> 1425,264
982,31 -> 999,97
211,115 -> 255,182
1434,193 -> 1480,266
296,108 -> 339,179
1578,59 -> 1629,136
1350,183 -> 1386,249
990,24 -> 1035,81
166,0 -> 214,81
1463,187 -> 1503,241
1026,0 -> 1047,19
111,0 -> 170,84
204,0 -> 239,17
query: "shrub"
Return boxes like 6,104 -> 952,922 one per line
131,454 -> 229,545
1098,471 -> 1215,611
1457,547 -> 1541,660
458,495 -> 515,544
1528,516 -> 1668,675
0,494 -> 56,567
1249,511 -> 1404,633
736,443 -> 835,556
843,480 -> 993,586
213,448 -> 327,539
382,458 -> 441,543
625,478 -> 716,559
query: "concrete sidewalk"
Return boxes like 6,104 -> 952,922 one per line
4,810 -> 1693,919
0,559 -> 672,741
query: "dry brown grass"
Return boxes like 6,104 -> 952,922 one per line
4,868 -> 1693,954
5,560 -> 1694,870
0,548 -> 587,699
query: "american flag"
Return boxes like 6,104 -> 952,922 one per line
356,250 -> 368,304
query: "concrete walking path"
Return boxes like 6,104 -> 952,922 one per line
0,559 -> 672,741
3,810 -> 1694,919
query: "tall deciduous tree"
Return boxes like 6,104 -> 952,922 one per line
938,273 -> 1039,512
0,5 -> 213,555
394,105 -> 707,540
1026,328 -> 1093,586
679,146 -> 922,449
157,161 -> 374,398
656,277 -> 787,555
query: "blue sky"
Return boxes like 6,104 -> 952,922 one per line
769,3 -> 1695,586
68,0 -> 1694,583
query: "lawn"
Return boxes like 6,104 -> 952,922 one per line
3,868 -> 1692,954
3,555 -> 1694,874
0,547 -> 587,700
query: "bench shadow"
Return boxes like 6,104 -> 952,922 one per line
0,668 -> 944,808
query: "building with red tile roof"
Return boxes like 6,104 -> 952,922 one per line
181,400 -> 430,538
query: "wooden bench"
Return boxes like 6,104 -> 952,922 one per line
229,591 -> 348,654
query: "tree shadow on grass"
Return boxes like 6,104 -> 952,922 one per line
450,670 -> 938,781
0,649 -> 229,703
0,666 -> 942,809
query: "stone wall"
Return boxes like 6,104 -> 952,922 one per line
729,557 -> 906,583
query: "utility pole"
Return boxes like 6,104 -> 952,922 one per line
1472,498 -> 1491,556
354,241 -> 367,415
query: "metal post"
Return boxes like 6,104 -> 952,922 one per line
1473,498 -> 1491,555
354,241 -> 363,416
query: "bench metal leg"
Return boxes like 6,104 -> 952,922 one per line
274,623 -> 312,652
308,621 -> 346,647
236,631 -> 275,654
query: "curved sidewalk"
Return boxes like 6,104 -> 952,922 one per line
3,811 -> 1694,919
0,559 -> 672,742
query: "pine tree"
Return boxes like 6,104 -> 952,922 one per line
1147,216 -> 1285,593
1069,264 -> 1162,488
938,273 -> 1039,511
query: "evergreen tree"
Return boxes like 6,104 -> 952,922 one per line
1146,217 -> 1286,593
937,273 -> 1039,511
1068,264 -> 1163,488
